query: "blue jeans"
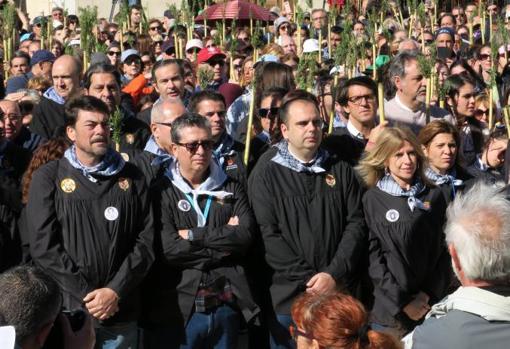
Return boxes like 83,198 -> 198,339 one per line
269,314 -> 295,349
143,305 -> 240,349
95,321 -> 139,349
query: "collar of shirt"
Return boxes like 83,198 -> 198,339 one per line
346,121 -> 366,140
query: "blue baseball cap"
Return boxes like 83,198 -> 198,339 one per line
30,50 -> 56,67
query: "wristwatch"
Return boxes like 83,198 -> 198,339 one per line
187,229 -> 194,241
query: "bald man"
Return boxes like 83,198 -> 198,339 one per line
0,100 -> 42,153
30,55 -> 82,139
132,98 -> 186,185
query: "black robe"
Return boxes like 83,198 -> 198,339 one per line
131,150 -> 168,188
248,148 -> 367,314
322,127 -> 367,166
142,174 -> 259,330
363,186 -> 451,331
25,158 -> 155,324
30,96 -> 66,140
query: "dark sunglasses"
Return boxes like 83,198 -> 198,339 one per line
258,107 -> 279,119
187,48 -> 200,54
154,40 -> 163,45
234,64 -> 242,70
208,59 -> 225,67
125,58 -> 141,65
479,54 -> 491,60
107,51 -> 121,56
34,23 -> 42,28
149,26 -> 162,31
175,140 -> 215,153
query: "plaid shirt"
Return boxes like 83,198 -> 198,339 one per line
195,275 -> 234,313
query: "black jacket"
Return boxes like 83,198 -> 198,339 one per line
322,127 -> 367,166
143,174 -> 259,328
248,148 -> 367,314
30,96 -> 66,140
25,158 -> 155,324
363,186 -> 451,329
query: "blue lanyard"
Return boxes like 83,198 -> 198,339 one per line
184,193 -> 213,223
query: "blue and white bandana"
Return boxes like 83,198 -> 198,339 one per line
43,86 -> 66,105
64,145 -> 125,183
213,132 -> 236,166
271,140 -> 329,174
376,174 -> 429,212
144,136 -> 174,167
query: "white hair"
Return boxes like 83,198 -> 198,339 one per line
150,97 -> 185,124
445,181 -> 510,282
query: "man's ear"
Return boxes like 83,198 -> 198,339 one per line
66,126 -> 76,142
393,75 -> 402,91
280,122 -> 289,140
449,244 -> 463,276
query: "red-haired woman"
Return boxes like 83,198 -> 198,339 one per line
291,291 -> 400,349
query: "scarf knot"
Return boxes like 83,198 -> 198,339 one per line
43,87 -> 66,105
271,140 -> 329,174
376,174 -> 428,211
144,136 -> 174,167
64,145 -> 125,182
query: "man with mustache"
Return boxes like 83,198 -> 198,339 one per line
385,51 -> 454,134
84,62 -> 150,161
30,55 -> 82,139
248,90 -> 366,348
25,95 -> 154,349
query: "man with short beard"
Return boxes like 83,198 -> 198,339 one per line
30,55 -> 82,139
385,51 -> 454,133
25,95 -> 154,349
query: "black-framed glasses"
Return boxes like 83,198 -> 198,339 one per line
208,59 -> 225,67
107,51 -> 121,56
125,57 -> 141,65
258,107 -> 279,119
289,324 -> 314,341
348,94 -> 375,105
479,54 -> 491,61
175,140 -> 215,153
149,26 -> 162,31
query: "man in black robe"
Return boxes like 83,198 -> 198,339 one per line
188,91 -> 247,186
137,59 -> 191,125
25,96 -> 154,348
84,62 -> 150,162
248,90 -> 367,348
132,98 -> 186,186
30,55 -> 82,139
143,113 -> 258,348
0,100 -> 43,153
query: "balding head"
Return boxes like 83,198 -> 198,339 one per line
0,100 -> 22,140
52,55 -> 82,101
398,39 -> 420,53
150,98 -> 186,153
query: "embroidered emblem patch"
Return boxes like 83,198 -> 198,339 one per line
118,178 -> 130,191
385,209 -> 400,222
104,206 -> 119,221
60,178 -> 76,193
325,174 -> 336,187
178,199 -> 191,212
125,133 -> 135,144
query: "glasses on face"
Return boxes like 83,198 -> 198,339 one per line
280,24 -> 290,31
2,113 -> 22,122
208,59 -> 225,67
155,121 -> 173,127
187,48 -> 200,55
348,94 -> 375,105
238,36 -> 249,41
234,64 -> 243,70
474,109 -> 488,116
175,140 -> 215,153
125,58 -> 141,65
479,54 -> 491,61
107,51 -> 121,56
258,107 -> 279,119
289,324 -> 314,342
34,23 -> 42,28
149,26 -> 162,31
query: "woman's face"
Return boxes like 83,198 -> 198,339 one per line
479,46 -> 492,72
423,133 -> 457,174
243,61 -> 254,84
474,102 -> 489,123
452,83 -> 476,118
484,138 -> 508,168
387,141 -> 418,188
260,96 -> 282,134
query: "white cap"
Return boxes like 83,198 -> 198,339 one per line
185,39 -> 204,52
303,39 -> 319,53
121,49 -> 140,63
52,20 -> 64,29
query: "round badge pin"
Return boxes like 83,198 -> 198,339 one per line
385,209 -> 400,222
177,199 -> 191,212
104,207 -> 119,221
60,178 -> 76,193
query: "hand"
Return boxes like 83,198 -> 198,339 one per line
228,216 -> 239,226
178,229 -> 189,239
60,312 -> 96,349
306,272 -> 336,294
4,91 -> 26,102
403,293 -> 430,321
83,288 -> 119,321
365,121 -> 388,151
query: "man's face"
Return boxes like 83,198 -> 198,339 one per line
28,42 -> 41,57
52,58 -> 80,100
19,40 -> 32,53
86,73 -> 121,113
131,9 -> 142,25
331,32 -> 341,48
10,57 -> 29,76
394,59 -> 427,107
452,8 -> 466,25
343,84 -> 377,125
37,61 -> 53,79
155,64 -> 185,99
436,33 -> 454,49
311,10 -> 327,30
281,100 -> 323,155
151,102 -> 186,153
32,23 -> 42,37
52,10 -> 63,22
353,23 -> 365,35
66,110 -> 110,161
280,36 -> 297,54
195,100 -> 226,141
0,102 -> 22,140
465,5 -> 477,20
440,15 -> 455,29
205,57 -> 226,82
122,55 -> 141,78
172,126 -> 213,176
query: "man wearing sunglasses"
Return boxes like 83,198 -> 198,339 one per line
249,90 -> 366,349
30,16 -> 45,41
144,112 -> 258,349
197,47 -> 227,90
189,91 -> 247,186
133,98 -> 186,186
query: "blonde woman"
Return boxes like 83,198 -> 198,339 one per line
357,127 -> 451,338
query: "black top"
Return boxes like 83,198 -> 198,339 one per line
25,158 -> 155,324
142,174 -> 259,327
12,126 -> 44,153
363,186 -> 451,329
248,148 -> 367,314
30,96 -> 66,140
322,127 -> 367,166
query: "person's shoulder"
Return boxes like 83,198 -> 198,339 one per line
430,105 -> 453,118
32,158 -> 61,181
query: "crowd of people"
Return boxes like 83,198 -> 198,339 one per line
1,0 -> 510,348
